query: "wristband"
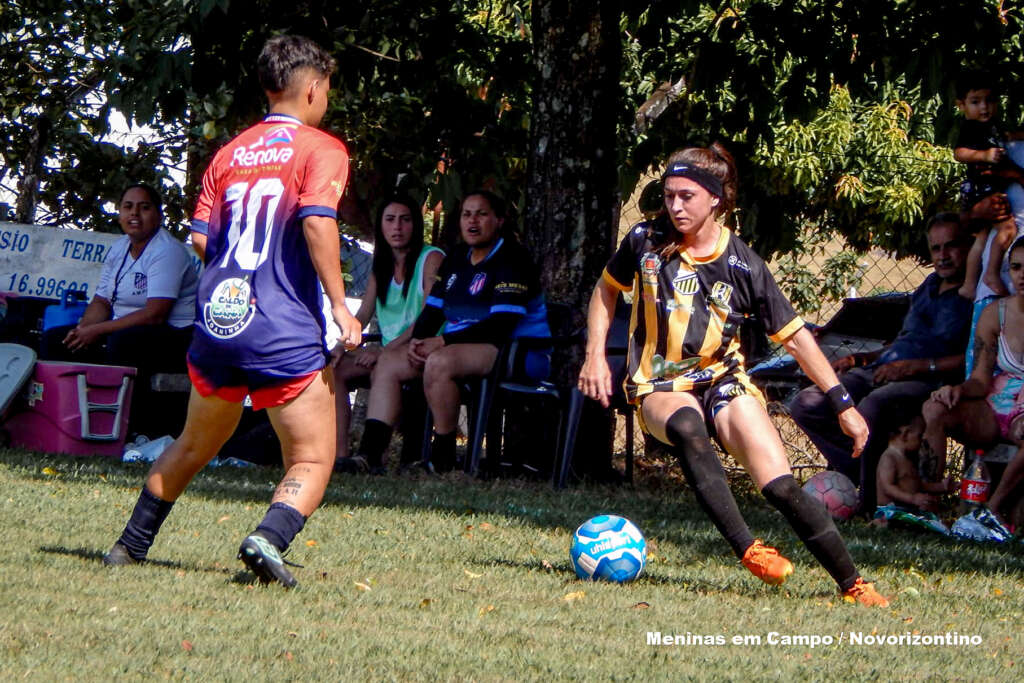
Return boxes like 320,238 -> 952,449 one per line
826,384 -> 854,414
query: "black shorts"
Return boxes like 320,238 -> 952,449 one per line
636,368 -> 765,436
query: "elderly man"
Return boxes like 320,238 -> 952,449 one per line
788,213 -> 972,511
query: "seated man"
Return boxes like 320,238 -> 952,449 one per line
921,235 -> 1024,534
789,213 -> 972,510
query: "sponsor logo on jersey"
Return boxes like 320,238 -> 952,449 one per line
672,271 -> 699,296
469,272 -> 487,295
445,273 -> 457,291
710,281 -> 734,307
203,277 -> 256,338
641,252 -> 660,284
265,126 -> 295,146
664,299 -> 693,314
230,137 -> 294,168
133,272 -> 148,291
495,280 -> 527,294
682,367 -> 715,384
727,254 -> 750,272
650,354 -> 700,378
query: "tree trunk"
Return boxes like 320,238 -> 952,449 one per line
525,0 -> 622,481
14,115 -> 52,224
527,0 -> 622,340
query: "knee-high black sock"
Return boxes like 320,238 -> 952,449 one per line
254,502 -> 307,552
666,407 -> 754,559
761,474 -> 859,591
430,431 -> 457,473
117,486 -> 175,560
356,419 -> 394,467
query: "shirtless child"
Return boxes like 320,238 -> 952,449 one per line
874,416 -> 955,525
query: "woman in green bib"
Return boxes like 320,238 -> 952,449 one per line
333,195 -> 444,470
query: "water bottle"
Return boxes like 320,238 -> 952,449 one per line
959,450 -> 990,514
122,435 -> 175,463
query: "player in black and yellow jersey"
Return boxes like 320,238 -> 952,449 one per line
578,143 -> 888,607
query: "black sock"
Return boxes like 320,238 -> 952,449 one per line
665,407 -> 754,559
117,486 -> 175,560
761,474 -> 859,591
356,419 -> 393,467
253,502 -> 307,552
430,431 -> 457,472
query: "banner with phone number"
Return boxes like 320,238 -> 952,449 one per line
0,221 -> 119,300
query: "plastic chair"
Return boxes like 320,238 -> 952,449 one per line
421,303 -> 578,480
555,299 -> 634,489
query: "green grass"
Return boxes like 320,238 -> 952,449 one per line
1,448 -> 1022,681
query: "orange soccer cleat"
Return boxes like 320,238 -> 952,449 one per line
741,539 -> 794,585
843,578 -> 890,607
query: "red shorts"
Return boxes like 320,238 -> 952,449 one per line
186,360 -> 320,411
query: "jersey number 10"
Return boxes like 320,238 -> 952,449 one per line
219,178 -> 284,271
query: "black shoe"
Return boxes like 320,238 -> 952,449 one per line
103,542 -> 140,566
237,533 -> 298,588
334,455 -> 369,474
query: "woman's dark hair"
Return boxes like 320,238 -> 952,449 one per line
658,143 -> 737,256
372,195 -> 426,306
1010,234 -> 1024,259
460,189 -> 508,222
664,142 -> 738,217
119,182 -> 163,214
257,34 -> 337,93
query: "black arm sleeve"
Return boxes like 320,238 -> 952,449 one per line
441,312 -> 522,346
411,306 -> 447,340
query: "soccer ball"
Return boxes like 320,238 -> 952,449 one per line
802,470 -> 859,520
570,514 -> 647,583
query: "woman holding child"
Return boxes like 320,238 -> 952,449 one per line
923,235 -> 1024,535
333,195 -> 444,471
577,143 -> 888,606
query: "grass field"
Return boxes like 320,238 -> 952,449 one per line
2,448 -> 1022,681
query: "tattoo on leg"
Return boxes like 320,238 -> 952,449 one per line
276,477 -> 303,499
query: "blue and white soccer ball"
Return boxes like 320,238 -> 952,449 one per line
570,514 -> 647,583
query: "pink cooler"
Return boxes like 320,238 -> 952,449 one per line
6,361 -> 136,456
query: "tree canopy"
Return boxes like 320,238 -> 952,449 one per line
2,0 -> 1021,278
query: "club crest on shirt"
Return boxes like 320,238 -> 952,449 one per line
641,252 -> 660,284
710,281 -> 734,308
204,277 -> 255,338
133,272 -> 147,292
672,271 -> 699,296
469,273 -> 487,295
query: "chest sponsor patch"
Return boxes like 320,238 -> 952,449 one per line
203,277 -> 255,339
727,254 -> 751,272
469,272 -> 487,296
133,272 -> 148,292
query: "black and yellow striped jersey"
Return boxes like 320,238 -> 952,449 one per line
602,219 -> 804,403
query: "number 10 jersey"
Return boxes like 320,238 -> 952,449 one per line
188,113 -> 350,378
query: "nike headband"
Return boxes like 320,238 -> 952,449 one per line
661,162 -> 723,198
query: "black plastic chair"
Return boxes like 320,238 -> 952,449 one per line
555,299 -> 634,489
420,303 -> 578,480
